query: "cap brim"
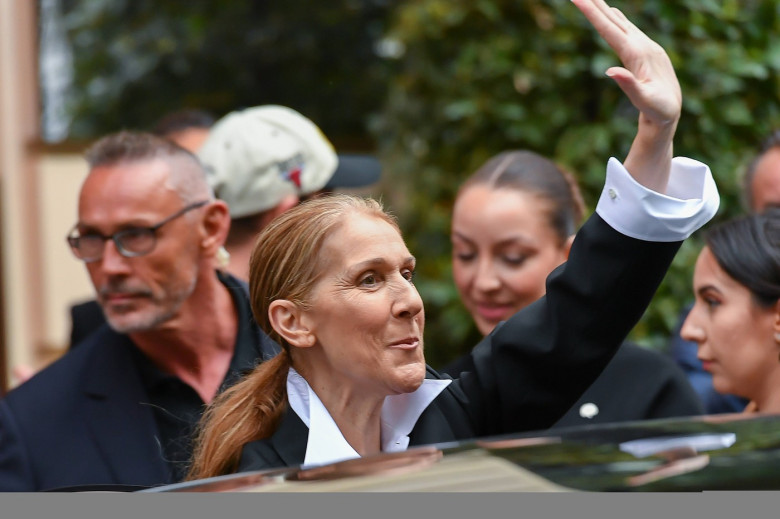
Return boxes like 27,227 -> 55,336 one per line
325,154 -> 382,189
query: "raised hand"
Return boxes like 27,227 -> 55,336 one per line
572,0 -> 680,193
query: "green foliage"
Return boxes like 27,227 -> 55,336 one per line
372,0 -> 780,366
61,0 -> 394,144
59,0 -> 780,368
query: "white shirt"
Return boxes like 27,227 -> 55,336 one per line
286,368 -> 451,468
288,156 -> 719,467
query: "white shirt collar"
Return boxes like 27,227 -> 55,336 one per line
286,367 -> 451,468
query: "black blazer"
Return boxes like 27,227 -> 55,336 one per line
68,299 -> 105,349
0,334 -> 170,491
239,214 -> 683,472
550,342 -> 703,428
0,279 -> 279,492
442,342 -> 704,428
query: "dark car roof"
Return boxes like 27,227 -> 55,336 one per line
145,412 -> 780,492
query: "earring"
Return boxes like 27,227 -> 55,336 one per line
216,246 -> 231,270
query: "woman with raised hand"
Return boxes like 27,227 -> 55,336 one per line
187,0 -> 719,479
681,208 -> 780,415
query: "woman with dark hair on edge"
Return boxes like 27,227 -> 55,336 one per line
187,0 -> 719,479
443,150 -> 704,426
681,208 -> 780,414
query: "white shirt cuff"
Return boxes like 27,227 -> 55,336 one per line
595,156 -> 720,242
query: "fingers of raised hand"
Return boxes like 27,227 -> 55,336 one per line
607,64 -> 679,123
574,1 -> 655,62
592,0 -> 632,32
573,0 -> 631,44
574,0 -> 680,123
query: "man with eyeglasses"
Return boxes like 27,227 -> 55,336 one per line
66,109 -> 218,353
46,105 -> 381,360
0,132 -> 279,491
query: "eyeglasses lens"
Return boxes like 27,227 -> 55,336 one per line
70,228 -> 156,261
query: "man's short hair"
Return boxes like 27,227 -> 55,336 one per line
86,131 -> 198,168
85,131 -> 212,203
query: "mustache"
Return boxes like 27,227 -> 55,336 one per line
98,280 -> 154,299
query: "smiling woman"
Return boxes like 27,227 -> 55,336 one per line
185,0 -> 720,480
450,151 -> 583,336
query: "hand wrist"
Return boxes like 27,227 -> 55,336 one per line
636,113 -> 678,149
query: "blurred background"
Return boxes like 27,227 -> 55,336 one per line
1,0 -> 778,392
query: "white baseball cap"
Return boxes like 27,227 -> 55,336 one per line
198,105 -> 338,218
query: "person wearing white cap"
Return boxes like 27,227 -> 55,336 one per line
198,105 -> 381,280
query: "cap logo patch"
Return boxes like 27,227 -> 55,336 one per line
278,153 -> 305,190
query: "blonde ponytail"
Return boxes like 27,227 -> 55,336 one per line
187,350 -> 291,480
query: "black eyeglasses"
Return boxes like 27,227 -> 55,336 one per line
67,200 -> 209,262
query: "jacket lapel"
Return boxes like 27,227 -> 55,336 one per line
82,333 -> 171,486
238,408 -> 309,472
409,401 -> 458,447
409,369 -> 476,447
267,408 -> 309,468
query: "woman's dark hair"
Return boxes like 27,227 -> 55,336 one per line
459,150 -> 586,241
707,207 -> 780,308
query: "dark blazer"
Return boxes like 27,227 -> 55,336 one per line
68,299 -> 105,349
0,279 -> 279,492
443,342 -> 704,428
0,334 -> 169,491
239,214 -> 683,472
550,342 -> 703,428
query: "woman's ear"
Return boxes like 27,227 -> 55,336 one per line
269,300 -> 316,349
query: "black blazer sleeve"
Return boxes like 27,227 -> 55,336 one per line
455,213 -> 682,437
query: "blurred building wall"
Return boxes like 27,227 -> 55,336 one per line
0,1 -> 88,392
1,0 -> 40,392
38,153 -> 94,352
